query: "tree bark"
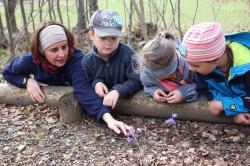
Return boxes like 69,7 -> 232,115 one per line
89,0 -> 98,18
29,0 -> 35,31
7,0 -> 19,33
76,0 -> 87,30
0,13 -> 9,49
66,0 -> 71,29
56,0 -> 63,24
131,0 -> 148,41
3,0 -> 15,59
48,0 -> 53,20
20,0 -> 31,47
0,83 -> 235,124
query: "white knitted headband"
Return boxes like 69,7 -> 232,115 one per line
39,25 -> 67,52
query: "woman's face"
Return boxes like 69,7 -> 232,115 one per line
43,40 -> 69,67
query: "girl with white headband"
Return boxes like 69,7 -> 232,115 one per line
2,20 -> 132,135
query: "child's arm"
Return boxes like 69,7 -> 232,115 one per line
140,72 -> 161,97
177,83 -> 198,102
81,55 -> 105,89
112,57 -> 142,98
196,73 -> 249,116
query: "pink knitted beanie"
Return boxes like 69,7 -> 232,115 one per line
181,22 -> 226,62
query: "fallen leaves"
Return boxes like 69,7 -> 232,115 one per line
0,104 -> 249,165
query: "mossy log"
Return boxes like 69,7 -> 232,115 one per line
0,83 -> 234,124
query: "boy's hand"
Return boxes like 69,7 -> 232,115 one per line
208,101 -> 224,116
103,90 -> 119,109
166,89 -> 182,103
102,113 -> 132,135
153,89 -> 167,102
26,78 -> 48,103
233,113 -> 250,125
95,82 -> 108,98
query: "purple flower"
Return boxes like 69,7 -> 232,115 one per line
165,113 -> 178,125
127,128 -> 141,143
127,136 -> 137,143
172,113 -> 177,118
165,118 -> 176,125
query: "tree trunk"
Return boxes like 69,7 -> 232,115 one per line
56,0 -> 63,23
20,0 -> 31,47
48,0 -> 53,20
7,0 -> 19,34
76,0 -> 87,30
51,0 -> 57,20
3,0 -> 15,59
0,13 -> 9,49
39,0 -> 44,22
89,0 -> 98,18
66,0 -> 71,29
127,0 -> 133,46
29,0 -> 35,31
0,83 -> 236,124
131,0 -> 148,41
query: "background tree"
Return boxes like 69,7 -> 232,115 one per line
7,0 -> 18,33
89,0 -> 98,18
20,0 -> 31,48
3,0 -> 15,59
57,0 -> 63,24
0,13 -> 8,49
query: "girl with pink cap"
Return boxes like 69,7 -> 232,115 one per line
181,22 -> 250,125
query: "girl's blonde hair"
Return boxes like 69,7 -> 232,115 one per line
141,32 -> 176,71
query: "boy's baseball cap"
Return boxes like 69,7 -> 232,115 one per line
89,9 -> 123,37
181,22 -> 226,62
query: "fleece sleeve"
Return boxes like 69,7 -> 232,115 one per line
112,55 -> 142,98
70,53 -> 111,121
2,54 -> 33,88
177,83 -> 198,102
140,72 -> 160,97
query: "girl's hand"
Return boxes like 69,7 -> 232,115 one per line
26,78 -> 48,103
153,89 -> 168,102
95,82 -> 108,98
103,90 -> 119,109
166,89 -> 182,103
208,100 -> 224,116
102,113 -> 132,135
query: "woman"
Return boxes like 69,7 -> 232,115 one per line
2,20 -> 131,135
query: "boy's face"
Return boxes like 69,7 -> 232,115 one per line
188,61 -> 217,75
88,31 -> 119,57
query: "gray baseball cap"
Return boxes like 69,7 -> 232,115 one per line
89,10 -> 123,37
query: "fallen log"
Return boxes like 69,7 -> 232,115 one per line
0,83 -> 235,124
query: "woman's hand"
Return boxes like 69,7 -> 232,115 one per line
102,113 -> 132,135
95,82 -> 108,98
166,89 -> 182,103
153,89 -> 168,102
103,90 -> 119,109
26,78 -> 48,103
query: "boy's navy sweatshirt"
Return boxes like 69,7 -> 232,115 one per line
82,43 -> 142,98
2,49 -> 111,121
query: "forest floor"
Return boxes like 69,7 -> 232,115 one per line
0,104 -> 249,166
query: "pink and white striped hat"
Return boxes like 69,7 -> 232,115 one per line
181,22 -> 226,62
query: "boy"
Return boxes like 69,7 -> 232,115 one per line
82,9 -> 142,109
181,22 -> 250,125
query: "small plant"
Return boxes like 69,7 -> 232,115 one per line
127,128 -> 148,165
165,113 -> 177,125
